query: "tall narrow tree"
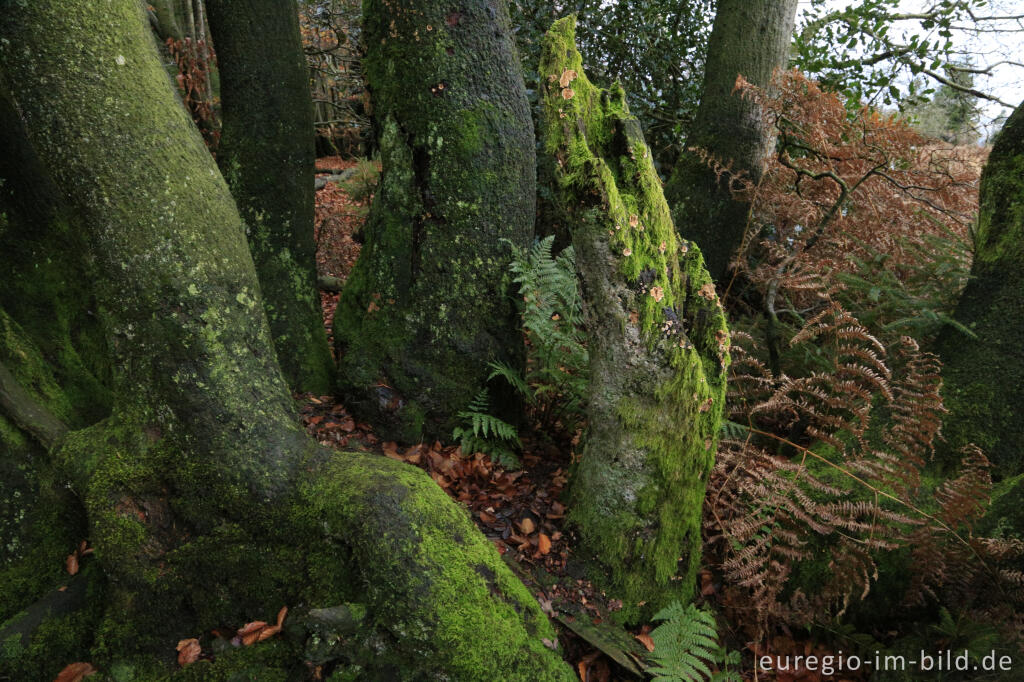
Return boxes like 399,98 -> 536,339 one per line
334,0 -> 536,442
206,0 -> 335,393
665,0 -> 799,281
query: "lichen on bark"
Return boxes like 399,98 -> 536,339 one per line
539,16 -> 730,622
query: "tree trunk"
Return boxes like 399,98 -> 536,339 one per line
149,0 -> 185,42
334,0 -> 536,442
0,2 -> 572,679
937,102 -> 1024,477
664,0 -> 799,281
205,0 -> 335,394
539,17 -> 730,623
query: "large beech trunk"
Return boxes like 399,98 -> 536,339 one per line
205,0 -> 334,394
539,17 -> 730,622
0,2 -> 572,679
333,0 -> 536,442
938,103 -> 1024,478
664,0 -> 799,281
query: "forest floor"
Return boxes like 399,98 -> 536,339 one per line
305,158 -> 859,682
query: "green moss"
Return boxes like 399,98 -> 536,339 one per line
539,16 -> 729,622
297,452 -> 574,680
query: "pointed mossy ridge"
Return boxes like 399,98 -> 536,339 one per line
539,16 -> 730,621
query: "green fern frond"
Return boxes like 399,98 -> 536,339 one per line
646,603 -> 730,682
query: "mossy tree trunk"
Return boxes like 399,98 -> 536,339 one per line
0,2 -> 573,679
205,0 -> 334,394
539,17 -> 730,623
334,0 -> 536,442
937,102 -> 1024,478
664,0 -> 798,281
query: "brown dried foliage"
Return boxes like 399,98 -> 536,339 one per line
701,71 -> 1022,643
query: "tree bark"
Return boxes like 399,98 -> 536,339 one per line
664,0 -> 799,281
149,0 -> 185,42
206,0 -> 335,394
937,102 -> 1024,477
0,2 -> 572,678
334,0 -> 536,442
539,17 -> 730,623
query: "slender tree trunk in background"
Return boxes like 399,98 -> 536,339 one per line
148,0 -> 185,42
664,0 -> 799,281
206,0 -> 335,394
938,103 -> 1024,482
185,0 -> 197,43
334,0 -> 536,442
540,17 -> 730,623
0,2 -> 572,679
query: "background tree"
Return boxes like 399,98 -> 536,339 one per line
905,63 -> 983,144
539,17 -> 729,622
206,0 -> 335,394
0,1 -> 574,678
664,0 -> 800,281
334,0 -> 536,442
794,0 -> 1021,120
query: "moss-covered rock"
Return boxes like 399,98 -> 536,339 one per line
538,16 -> 730,622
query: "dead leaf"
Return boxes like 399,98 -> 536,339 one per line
65,553 -> 79,576
176,638 -> 201,667
519,517 -> 536,535
634,633 -> 655,652
238,621 -> 268,646
538,533 -> 552,555
54,662 -> 97,681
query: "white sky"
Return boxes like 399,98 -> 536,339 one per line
798,0 -> 1023,137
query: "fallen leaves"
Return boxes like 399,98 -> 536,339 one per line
175,606 -> 287,668
65,541 -> 93,576
236,606 -> 288,647
634,632 -> 655,652
53,663 -> 96,682
176,638 -> 201,667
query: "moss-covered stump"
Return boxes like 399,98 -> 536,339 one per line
333,0 -> 536,442
538,17 -> 730,622
936,103 -> 1024,477
206,0 -> 335,395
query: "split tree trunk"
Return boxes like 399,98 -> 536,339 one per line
539,17 -> 730,622
664,0 -> 799,281
0,2 -> 572,679
937,103 -> 1024,478
206,0 -> 335,394
334,0 -> 536,442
